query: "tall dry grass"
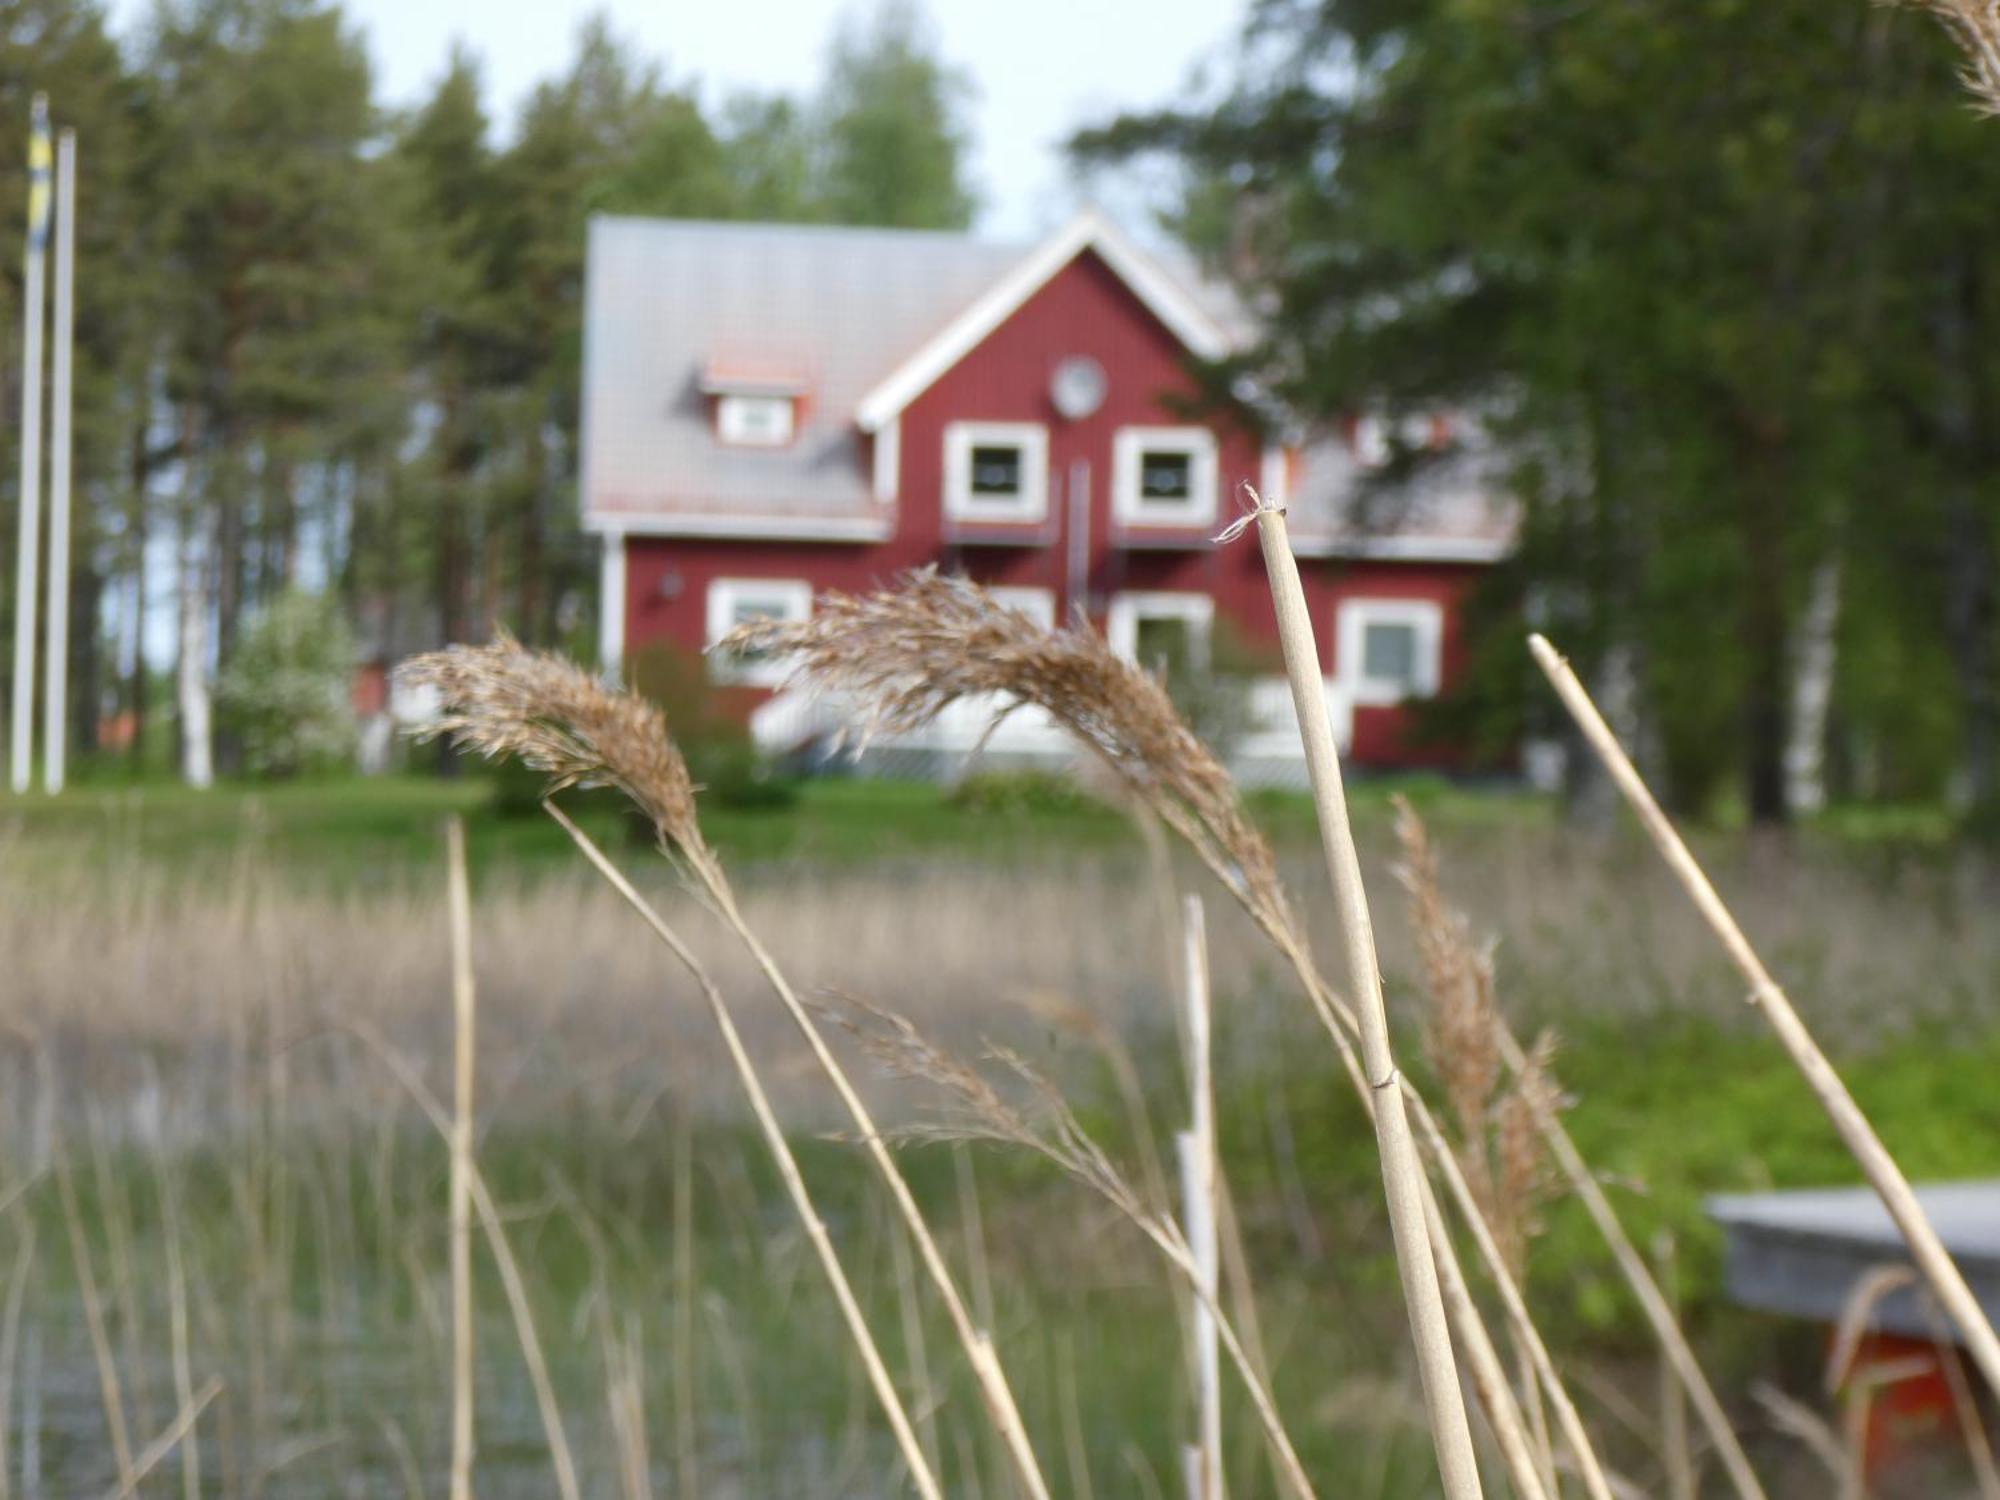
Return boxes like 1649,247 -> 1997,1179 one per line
6,610 -> 2000,1491
401,637 -> 1050,1498
739,565 -> 2000,1498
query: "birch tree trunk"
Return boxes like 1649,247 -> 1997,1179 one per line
177,510 -> 213,790
1785,555 -> 1841,816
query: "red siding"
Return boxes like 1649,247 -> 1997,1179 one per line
620,247 -> 1490,769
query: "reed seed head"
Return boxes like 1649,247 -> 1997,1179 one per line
727,568 -> 1284,919
397,636 -> 705,856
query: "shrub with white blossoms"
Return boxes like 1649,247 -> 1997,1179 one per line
217,589 -> 359,776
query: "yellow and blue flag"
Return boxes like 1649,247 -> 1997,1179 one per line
25,94 -> 50,253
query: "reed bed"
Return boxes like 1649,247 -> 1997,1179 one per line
1,570 -> 1998,1492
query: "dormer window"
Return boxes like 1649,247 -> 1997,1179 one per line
716,393 -> 795,447
701,357 -> 809,449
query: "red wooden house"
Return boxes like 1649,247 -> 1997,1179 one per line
581,210 -> 1513,777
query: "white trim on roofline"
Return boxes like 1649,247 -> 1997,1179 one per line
853,209 -> 1237,434
583,511 -> 892,542
1292,534 -> 1512,563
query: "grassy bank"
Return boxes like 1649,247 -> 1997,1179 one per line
0,767 -> 1547,886
4,764 -> 1997,1493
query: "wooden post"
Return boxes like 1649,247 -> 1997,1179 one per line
1179,896 -> 1223,1500
447,818 -> 477,1500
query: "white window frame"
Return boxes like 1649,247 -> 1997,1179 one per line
986,585 -> 1057,630
944,421 -> 1049,523
716,393 -> 796,448
706,577 -> 813,686
1107,591 -> 1215,672
1337,597 -> 1443,706
1112,426 -> 1220,529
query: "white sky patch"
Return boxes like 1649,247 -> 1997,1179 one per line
107,0 -> 1245,237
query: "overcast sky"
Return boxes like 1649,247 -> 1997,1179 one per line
109,0 -> 1247,238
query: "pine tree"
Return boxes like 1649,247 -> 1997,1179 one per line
1076,0 -> 2000,822
818,0 -> 976,230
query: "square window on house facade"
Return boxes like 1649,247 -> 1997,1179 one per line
1363,621 -> 1418,686
944,422 -> 1049,523
706,578 -> 813,685
1338,599 -> 1443,705
1112,427 -> 1219,528
715,394 -> 795,447
1108,591 -> 1214,674
986,585 -> 1058,630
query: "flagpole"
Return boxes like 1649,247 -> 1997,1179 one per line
10,94 -> 51,797
43,128 -> 74,795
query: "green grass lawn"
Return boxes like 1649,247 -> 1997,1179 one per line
0,765 -> 1551,886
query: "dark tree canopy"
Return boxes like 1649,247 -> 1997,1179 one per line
1076,0 -> 2000,822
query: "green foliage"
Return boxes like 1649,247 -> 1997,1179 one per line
1076,0 -> 2000,823
1219,1007 -> 2000,1365
215,589 -> 358,776
625,640 -> 798,812
0,0 -> 979,776
818,0 -> 977,229
946,768 -> 1094,818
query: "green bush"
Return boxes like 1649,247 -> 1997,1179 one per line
945,768 -> 1091,817
627,640 -> 797,812
216,589 -> 358,777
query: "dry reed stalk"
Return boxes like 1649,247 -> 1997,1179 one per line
735,569 -> 1572,1494
1490,1006 -> 1767,1500
888,1200 -> 946,1481
1009,986 -> 1174,1219
339,1022 -> 583,1500
606,1316 -> 653,1500
54,1142 -> 136,1487
722,570 -> 1287,929
542,803 -> 944,1500
402,639 -> 1049,1500
1421,1177 -> 1553,1500
97,1376 -> 223,1500
0,1219 -> 34,1500
1530,632 -> 2000,1396
1211,1169 -> 1277,1409
1918,1296 -> 2000,1500
151,1152 -> 202,1500
1907,0 -> 2000,110
953,1145 -> 999,1347
1407,1090 -> 1613,1500
1756,1372 -> 1890,1500
1056,1330 -> 1098,1500
1178,896 -> 1223,1500
672,1108 -> 700,1500
445,817 -> 477,1500
375,1413 -> 427,1500
1654,1235 -> 1696,1500
844,1000 -> 1321,1500
1240,493 -> 1481,1499
1392,801 -> 1614,1500
87,1119 -> 153,1440
714,874 -> 1050,1500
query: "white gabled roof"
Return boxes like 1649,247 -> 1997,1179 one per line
853,209 -> 1239,433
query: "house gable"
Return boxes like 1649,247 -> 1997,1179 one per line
893,244 -> 1268,558
854,209 -> 1237,435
